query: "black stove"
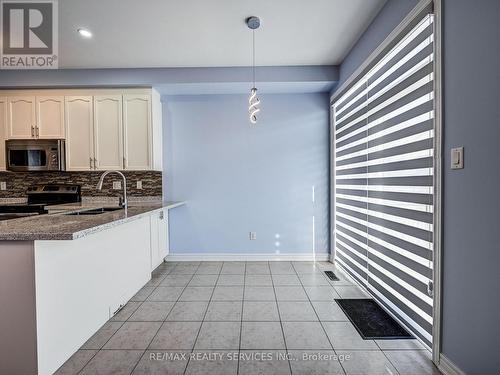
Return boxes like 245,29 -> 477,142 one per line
0,184 -> 81,221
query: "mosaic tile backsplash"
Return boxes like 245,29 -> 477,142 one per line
0,171 -> 162,198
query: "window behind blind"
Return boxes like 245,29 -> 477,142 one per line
332,11 -> 435,347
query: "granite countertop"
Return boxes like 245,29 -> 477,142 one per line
0,201 -> 185,241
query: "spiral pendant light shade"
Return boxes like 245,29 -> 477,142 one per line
246,16 -> 261,125
249,87 -> 260,124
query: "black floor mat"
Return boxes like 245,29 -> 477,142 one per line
335,299 -> 413,339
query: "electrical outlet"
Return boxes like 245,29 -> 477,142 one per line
112,181 -> 122,190
136,180 -> 143,190
249,232 -> 257,240
0,181 -> 6,191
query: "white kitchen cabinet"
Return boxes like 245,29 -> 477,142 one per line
0,97 -> 6,171
159,208 -> 169,259
93,95 -> 123,170
2,88 -> 163,171
33,216 -> 151,375
150,209 -> 169,271
149,214 -> 160,271
123,94 -> 152,170
36,96 -> 65,139
0,206 -> 178,375
65,96 -> 94,171
7,96 -> 64,139
7,96 -> 36,139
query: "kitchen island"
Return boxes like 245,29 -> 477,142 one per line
0,201 -> 184,375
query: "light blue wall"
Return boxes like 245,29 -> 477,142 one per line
163,93 -> 330,255
0,65 -> 338,95
333,0 -> 500,372
335,0 -> 419,90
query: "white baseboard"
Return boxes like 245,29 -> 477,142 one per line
438,354 -> 466,375
166,253 -> 331,262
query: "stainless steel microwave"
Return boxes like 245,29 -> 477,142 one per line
6,140 -> 66,171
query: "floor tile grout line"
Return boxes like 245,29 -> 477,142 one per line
182,261 -> 224,375
376,346 -> 404,375
77,262 -> 178,375
271,263 -> 293,375
78,285 -> 152,372
322,260 -> 390,375
74,349 -> 100,375
162,263 -> 201,323
235,261 -> 248,375
293,261 -> 349,375
127,349 -> 147,375
70,262 -> 432,375
168,262 -> 203,374
76,346 -> 386,351
129,262 -> 200,375
168,262 -> 205,375
77,263 -> 341,373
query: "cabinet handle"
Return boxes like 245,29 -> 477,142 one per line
90,157 -> 93,169
31,126 -> 34,137
94,158 -> 97,169
35,126 -> 39,138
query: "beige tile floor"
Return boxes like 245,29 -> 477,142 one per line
55,261 -> 441,375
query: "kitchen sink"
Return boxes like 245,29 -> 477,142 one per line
65,207 -> 123,215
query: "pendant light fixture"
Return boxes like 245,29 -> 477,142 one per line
246,16 -> 261,124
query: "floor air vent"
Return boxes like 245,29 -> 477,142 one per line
324,270 -> 339,281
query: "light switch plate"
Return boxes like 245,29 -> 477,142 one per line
0,181 -> 6,191
112,181 -> 122,190
451,147 -> 464,169
136,181 -> 143,190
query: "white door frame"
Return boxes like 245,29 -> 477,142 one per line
431,0 -> 443,366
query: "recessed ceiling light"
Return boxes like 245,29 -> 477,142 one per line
77,28 -> 92,38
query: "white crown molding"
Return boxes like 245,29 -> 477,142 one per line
165,253 -> 330,262
438,354 -> 466,375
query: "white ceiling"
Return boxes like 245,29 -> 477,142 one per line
58,0 -> 386,69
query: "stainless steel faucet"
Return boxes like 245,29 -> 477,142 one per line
96,170 -> 128,210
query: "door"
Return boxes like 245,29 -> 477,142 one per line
36,96 -> 65,139
158,209 -> 169,260
149,213 -> 160,271
65,96 -> 94,171
93,96 -> 123,170
0,98 -> 6,170
150,210 -> 169,271
123,94 -> 152,170
7,96 -> 36,139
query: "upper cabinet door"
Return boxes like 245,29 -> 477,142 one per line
65,96 -> 94,171
7,96 -> 36,139
36,96 -> 65,139
0,98 -> 7,171
123,94 -> 152,170
93,95 -> 123,170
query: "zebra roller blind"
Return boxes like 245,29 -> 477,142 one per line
333,11 -> 435,347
